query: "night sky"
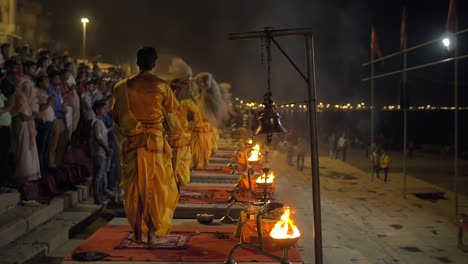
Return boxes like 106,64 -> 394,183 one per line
43,0 -> 467,106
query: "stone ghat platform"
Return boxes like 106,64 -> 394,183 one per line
61,218 -> 303,264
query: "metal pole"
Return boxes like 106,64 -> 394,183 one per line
82,22 -> 87,62
362,27 -> 468,66
229,28 -> 312,39
370,29 -> 375,182
305,33 -> 323,264
454,24 -> 459,218
362,53 -> 468,81
402,51 -> 408,199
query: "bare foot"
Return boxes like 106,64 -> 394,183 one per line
147,233 -> 169,244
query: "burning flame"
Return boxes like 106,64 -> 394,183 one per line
248,144 -> 260,162
256,171 -> 275,184
247,139 -> 253,145
269,208 -> 301,239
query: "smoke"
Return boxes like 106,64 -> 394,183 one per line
43,0 -> 370,104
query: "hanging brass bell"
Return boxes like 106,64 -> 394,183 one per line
255,106 -> 287,135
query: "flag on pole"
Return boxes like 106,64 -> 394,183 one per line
371,26 -> 384,58
400,7 -> 407,51
446,0 -> 456,33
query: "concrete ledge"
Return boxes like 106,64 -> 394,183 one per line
0,193 -> 20,215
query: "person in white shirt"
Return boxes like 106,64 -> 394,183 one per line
35,76 -> 55,173
337,134 -> 348,161
90,100 -> 112,205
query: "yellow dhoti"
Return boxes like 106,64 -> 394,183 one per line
120,132 -> 178,237
212,127 -> 219,151
174,145 -> 191,186
191,122 -> 213,169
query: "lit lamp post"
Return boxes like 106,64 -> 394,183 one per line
81,17 -> 89,62
229,28 -> 323,263
442,37 -> 451,48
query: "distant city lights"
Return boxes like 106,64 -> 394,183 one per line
234,99 -> 467,112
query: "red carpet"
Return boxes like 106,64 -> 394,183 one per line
66,225 -> 303,262
179,185 -> 274,204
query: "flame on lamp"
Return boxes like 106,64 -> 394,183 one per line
247,139 -> 253,145
256,171 -> 275,184
269,207 -> 301,239
248,144 -> 260,162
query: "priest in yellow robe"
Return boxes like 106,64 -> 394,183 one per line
166,78 -> 199,187
113,47 -> 179,244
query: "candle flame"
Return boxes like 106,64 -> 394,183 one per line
248,139 -> 253,144
269,208 -> 301,239
256,171 -> 275,184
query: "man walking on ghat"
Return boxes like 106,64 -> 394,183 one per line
112,47 -> 179,244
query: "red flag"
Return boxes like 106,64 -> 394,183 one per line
446,0 -> 456,33
371,26 -> 384,58
400,7 -> 407,51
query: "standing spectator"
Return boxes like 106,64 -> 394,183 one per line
90,100 -> 112,205
80,81 -> 96,122
296,137 -> 306,171
328,132 -> 337,159
0,43 -> 10,68
63,64 -> 80,134
35,76 -> 55,173
48,70 -> 68,169
1,59 -> 20,97
75,71 -> 87,95
371,148 -> 380,179
286,129 -> 297,166
0,85 -> 15,186
35,56 -> 51,78
60,69 -> 74,140
10,61 -> 41,186
337,133 -> 348,161
379,150 -> 390,182
103,96 -> 117,192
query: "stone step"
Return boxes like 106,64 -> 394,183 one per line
0,179 -> 93,249
0,199 -> 102,264
0,197 -> 64,248
0,193 -> 20,215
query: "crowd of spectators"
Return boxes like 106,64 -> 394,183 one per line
0,43 -> 125,205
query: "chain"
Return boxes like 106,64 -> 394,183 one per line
265,29 -> 272,93
260,37 -> 264,65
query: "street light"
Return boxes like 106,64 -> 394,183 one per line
81,17 -> 89,61
442,37 -> 450,48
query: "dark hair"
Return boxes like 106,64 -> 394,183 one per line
37,56 -> 49,68
23,60 -> 36,72
35,75 -> 48,87
92,100 -> 107,114
60,69 -> 69,76
1,43 -> 9,50
85,80 -> 95,86
4,59 -> 17,70
48,70 -> 60,79
64,62 -> 72,70
136,46 -> 158,71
